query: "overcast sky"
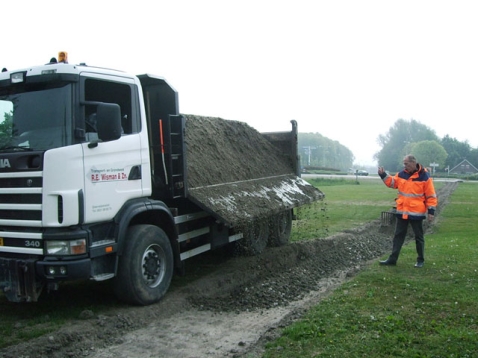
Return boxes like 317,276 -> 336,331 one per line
3,0 -> 478,166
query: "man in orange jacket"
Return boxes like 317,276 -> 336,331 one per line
378,154 -> 438,268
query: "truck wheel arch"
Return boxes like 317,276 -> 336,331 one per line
114,198 -> 178,261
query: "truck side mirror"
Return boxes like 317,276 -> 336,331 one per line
96,103 -> 122,142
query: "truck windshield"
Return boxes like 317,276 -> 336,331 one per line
0,83 -> 73,151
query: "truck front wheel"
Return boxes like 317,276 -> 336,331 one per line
114,225 -> 173,305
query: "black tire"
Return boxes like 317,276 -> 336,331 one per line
241,218 -> 270,255
114,225 -> 174,305
269,210 -> 292,247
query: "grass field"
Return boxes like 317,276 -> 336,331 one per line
263,180 -> 478,357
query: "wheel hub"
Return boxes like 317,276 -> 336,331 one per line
142,245 -> 165,287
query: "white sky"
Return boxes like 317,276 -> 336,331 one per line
3,0 -> 478,166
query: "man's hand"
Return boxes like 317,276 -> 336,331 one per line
378,166 -> 385,176
428,214 -> 435,222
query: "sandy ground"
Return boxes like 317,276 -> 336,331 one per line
0,180 -> 456,358
90,272 -> 352,358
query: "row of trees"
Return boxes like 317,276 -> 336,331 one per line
298,133 -> 354,170
299,119 -> 477,173
375,119 -> 478,173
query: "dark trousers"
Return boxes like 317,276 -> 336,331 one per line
388,217 -> 425,263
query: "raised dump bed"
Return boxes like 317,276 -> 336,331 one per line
184,115 -> 324,226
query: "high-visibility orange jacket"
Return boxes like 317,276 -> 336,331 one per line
380,163 -> 437,220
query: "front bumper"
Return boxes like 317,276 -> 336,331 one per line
0,257 -> 91,302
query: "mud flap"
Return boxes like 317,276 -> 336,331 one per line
187,174 -> 324,227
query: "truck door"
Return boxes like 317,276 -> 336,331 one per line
80,74 -> 145,224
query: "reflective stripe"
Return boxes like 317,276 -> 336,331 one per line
396,209 -> 426,218
383,174 -> 395,188
398,191 -> 424,198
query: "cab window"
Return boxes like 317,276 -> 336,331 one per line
84,79 -> 134,137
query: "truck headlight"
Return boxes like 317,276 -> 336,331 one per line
45,239 -> 87,255
10,71 -> 26,84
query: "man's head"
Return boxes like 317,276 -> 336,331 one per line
403,155 -> 417,172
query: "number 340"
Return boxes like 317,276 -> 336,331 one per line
25,240 -> 40,247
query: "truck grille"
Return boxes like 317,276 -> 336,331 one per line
0,172 -> 43,227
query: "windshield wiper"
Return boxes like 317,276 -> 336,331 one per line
0,146 -> 34,152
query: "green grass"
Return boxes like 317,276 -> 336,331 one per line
292,178 -> 444,242
264,181 -> 478,357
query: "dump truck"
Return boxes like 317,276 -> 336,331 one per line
0,53 -> 324,305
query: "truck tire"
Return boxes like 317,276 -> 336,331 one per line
269,210 -> 292,246
241,218 -> 269,255
114,225 -> 173,305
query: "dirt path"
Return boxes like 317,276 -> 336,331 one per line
0,181 -> 458,358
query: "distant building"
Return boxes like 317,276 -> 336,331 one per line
448,159 -> 478,175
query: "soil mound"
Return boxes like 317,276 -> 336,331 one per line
184,115 -> 293,188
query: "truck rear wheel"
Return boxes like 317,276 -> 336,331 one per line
114,225 -> 173,305
241,218 -> 270,255
269,210 -> 292,246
